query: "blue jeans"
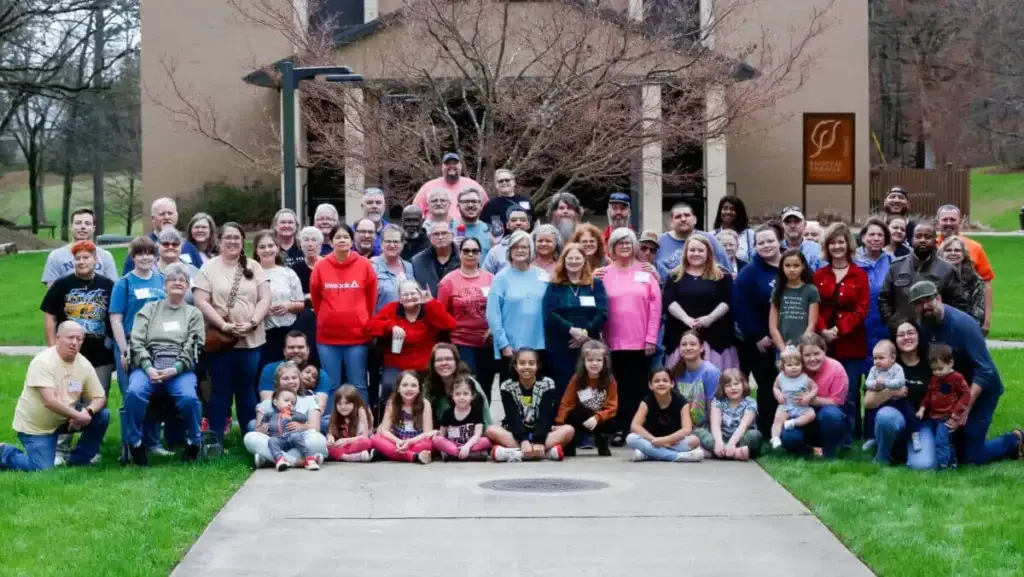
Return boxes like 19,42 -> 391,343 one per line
206,347 -> 260,441
961,390 -> 1019,465
457,345 -> 496,397
124,369 -> 202,447
625,433 -> 697,461
317,344 -> 369,404
780,405 -> 844,458
873,406 -> 937,469
1,409 -> 110,471
928,418 -> 956,469
839,358 -> 864,445
114,343 -> 172,449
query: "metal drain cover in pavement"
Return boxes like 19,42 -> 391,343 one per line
479,477 -> 609,493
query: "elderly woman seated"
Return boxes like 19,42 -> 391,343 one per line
123,263 -> 206,466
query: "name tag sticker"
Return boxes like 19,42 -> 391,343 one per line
180,254 -> 193,264
480,286 -> 490,297
134,288 -> 152,299
634,271 -> 650,283
538,271 -> 551,283
163,321 -> 181,332
518,201 -> 531,209
68,380 -> 83,393
579,296 -> 596,307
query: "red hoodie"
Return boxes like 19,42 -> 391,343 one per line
368,300 -> 456,371
310,252 -> 377,345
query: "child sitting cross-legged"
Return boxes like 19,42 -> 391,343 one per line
626,366 -> 705,462
325,384 -> 374,462
370,371 -> 436,464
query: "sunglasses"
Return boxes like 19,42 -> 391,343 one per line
160,242 -> 181,248
639,245 -> 656,253
461,248 -> 481,255
496,178 -> 513,184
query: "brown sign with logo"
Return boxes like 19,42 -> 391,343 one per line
803,113 -> 855,185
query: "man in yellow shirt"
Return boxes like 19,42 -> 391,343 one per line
0,322 -> 109,471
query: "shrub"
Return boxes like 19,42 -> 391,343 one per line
181,180 -> 279,229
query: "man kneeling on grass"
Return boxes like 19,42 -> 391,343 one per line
1,322 -> 110,472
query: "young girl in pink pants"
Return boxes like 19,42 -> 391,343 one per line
371,371 -> 436,464
326,385 -> 374,462
432,378 -> 492,461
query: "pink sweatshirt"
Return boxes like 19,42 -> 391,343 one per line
437,269 -> 494,347
807,357 -> 849,406
602,262 -> 662,351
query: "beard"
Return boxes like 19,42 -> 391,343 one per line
404,226 -> 421,239
610,215 -> 629,228
913,245 -> 934,260
554,218 -> 576,242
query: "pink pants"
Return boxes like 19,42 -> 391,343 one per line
432,436 -> 492,457
326,437 -> 373,461
371,434 -> 433,462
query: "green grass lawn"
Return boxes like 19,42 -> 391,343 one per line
0,172 -> 142,238
976,237 -> 1024,340
0,356 -> 252,577
760,348 -> 1024,577
970,168 -> 1024,232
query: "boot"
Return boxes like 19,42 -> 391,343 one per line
595,434 -> 612,457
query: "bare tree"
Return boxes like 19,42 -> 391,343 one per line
155,0 -> 831,203
11,94 -> 64,232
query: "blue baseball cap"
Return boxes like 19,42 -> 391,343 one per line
442,152 -> 460,163
608,192 -> 630,206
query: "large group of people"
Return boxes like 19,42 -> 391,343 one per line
2,164 -> 1022,472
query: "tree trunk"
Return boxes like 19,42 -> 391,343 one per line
28,139 -> 39,235
125,168 -> 136,235
91,6 -> 107,234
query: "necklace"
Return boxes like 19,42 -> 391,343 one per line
570,284 -> 580,297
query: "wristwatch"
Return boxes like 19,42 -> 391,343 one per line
86,407 -> 95,417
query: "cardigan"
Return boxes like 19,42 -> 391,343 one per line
813,263 -> 870,360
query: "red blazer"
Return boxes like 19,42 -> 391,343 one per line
814,263 -> 869,360
367,300 -> 456,372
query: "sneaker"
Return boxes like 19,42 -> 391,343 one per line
911,432 -> 922,452
632,449 -> 648,462
491,446 -> 520,463
53,454 -> 67,467
672,448 -> 704,462
340,450 -> 373,463
610,433 -> 626,447
275,457 -> 289,472
181,444 -> 200,463
547,446 -> 564,461
861,439 -> 877,452
129,444 -> 149,467
88,454 -> 102,465
595,434 -> 611,457
148,446 -> 175,458
359,449 -> 373,462
305,456 -> 321,471
579,434 -> 595,450
254,453 -> 266,469
770,437 -> 783,450
416,450 -> 432,464
783,419 -> 796,430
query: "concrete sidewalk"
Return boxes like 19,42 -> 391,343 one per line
170,457 -> 874,577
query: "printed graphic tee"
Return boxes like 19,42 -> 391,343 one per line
40,274 -> 114,367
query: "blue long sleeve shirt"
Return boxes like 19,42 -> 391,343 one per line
732,255 -> 778,342
854,248 -> 893,349
923,305 -> 1003,395
486,265 -> 547,358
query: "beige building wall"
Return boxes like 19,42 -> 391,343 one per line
141,0 -> 290,230
725,0 -> 870,221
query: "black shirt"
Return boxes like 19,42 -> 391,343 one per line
480,195 -> 534,237
440,405 -> 484,444
291,259 -> 313,297
281,243 -> 303,269
662,273 -> 734,353
40,273 -> 115,367
898,359 -> 931,408
401,234 -> 430,262
642,391 -> 686,437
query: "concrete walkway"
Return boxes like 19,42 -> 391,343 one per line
170,457 -> 874,577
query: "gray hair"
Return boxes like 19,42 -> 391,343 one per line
427,188 -> 451,203
156,228 -> 184,244
545,192 -> 581,220
715,228 -> 739,244
531,223 -> 562,255
608,227 -> 638,254
458,187 -> 482,202
505,230 -> 535,262
314,203 -> 339,220
380,223 -> 405,242
402,205 -> 423,218
162,262 -> 193,284
151,197 -> 177,216
298,226 -> 324,245
272,208 -> 298,228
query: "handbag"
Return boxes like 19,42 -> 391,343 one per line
204,264 -> 244,353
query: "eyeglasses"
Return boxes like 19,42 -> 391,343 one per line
459,199 -> 480,205
430,231 -> 452,237
496,178 -> 513,184
382,239 -> 402,245
160,242 -> 181,248
461,248 -> 481,255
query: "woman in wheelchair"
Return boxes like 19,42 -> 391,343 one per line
122,263 -> 206,466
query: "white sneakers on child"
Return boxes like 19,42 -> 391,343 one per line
672,448 -> 705,462
770,437 -> 783,450
341,450 -> 373,462
275,457 -> 288,472
861,439 -> 877,452
547,446 -> 564,461
491,446 -> 523,462
305,454 -> 323,470
632,449 -> 648,462
416,450 -> 432,464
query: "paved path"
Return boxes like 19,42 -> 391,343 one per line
170,457 -> 874,577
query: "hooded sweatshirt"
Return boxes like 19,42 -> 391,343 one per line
731,254 -> 779,343
310,252 -> 377,345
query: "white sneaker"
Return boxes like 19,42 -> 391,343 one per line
148,446 -> 175,457
254,453 -> 265,468
770,437 -> 783,449
492,446 -> 522,462
632,449 -> 648,462
341,450 -> 373,462
911,432 -> 922,452
89,454 -> 102,465
416,450 -> 432,464
861,439 -> 877,452
54,454 -> 66,467
672,448 -> 704,462
783,419 -> 796,430
547,446 -> 564,461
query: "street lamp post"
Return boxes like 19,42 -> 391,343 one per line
279,61 -> 364,220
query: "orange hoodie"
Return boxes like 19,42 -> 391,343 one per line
309,252 -> 378,345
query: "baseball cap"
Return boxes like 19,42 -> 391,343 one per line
887,186 -> 908,197
908,280 -> 939,304
608,192 -> 631,206
781,206 -> 805,221
442,152 -> 460,163
639,230 -> 660,246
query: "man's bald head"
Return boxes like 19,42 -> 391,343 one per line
57,321 -> 85,336
55,322 -> 85,361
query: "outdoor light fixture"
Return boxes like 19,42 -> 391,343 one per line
280,61 -> 364,215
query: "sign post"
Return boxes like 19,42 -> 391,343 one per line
802,113 -> 856,219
